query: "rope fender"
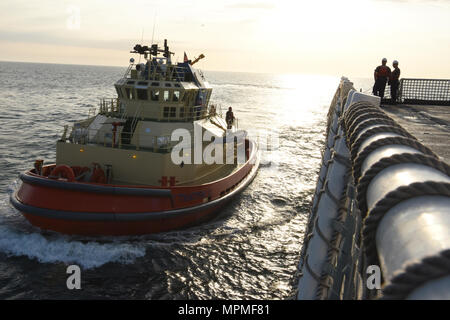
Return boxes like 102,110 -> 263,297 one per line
349,126 -> 417,162
343,101 -> 380,127
381,249 -> 450,300
347,118 -> 402,148
344,104 -> 388,133
362,181 -> 450,268
345,107 -> 389,133
353,137 -> 438,186
346,112 -> 396,141
344,106 -> 386,129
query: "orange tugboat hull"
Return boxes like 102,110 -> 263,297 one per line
10,141 -> 259,236
19,202 -> 221,236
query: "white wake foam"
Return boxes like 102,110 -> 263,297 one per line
0,226 -> 146,269
0,181 -> 146,269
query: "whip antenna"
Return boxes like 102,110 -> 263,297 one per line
138,28 -> 144,64
151,12 -> 157,44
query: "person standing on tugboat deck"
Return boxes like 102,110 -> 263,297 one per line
373,58 -> 391,98
389,60 -> 401,104
226,107 -> 235,129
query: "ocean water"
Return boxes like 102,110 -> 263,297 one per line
0,61 -> 371,299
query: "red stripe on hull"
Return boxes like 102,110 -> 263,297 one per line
21,202 -> 224,236
17,182 -> 173,213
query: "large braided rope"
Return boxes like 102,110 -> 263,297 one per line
343,102 -> 380,128
347,118 -> 401,147
382,249 -> 450,300
344,106 -> 387,131
342,98 -> 450,300
346,112 -> 395,140
362,181 -> 450,268
352,137 -> 438,184
349,127 -> 417,163
356,153 -> 449,216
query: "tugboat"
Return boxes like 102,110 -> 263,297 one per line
10,40 -> 260,236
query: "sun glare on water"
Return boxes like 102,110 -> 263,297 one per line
273,73 -> 339,126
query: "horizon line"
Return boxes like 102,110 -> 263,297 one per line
0,59 -> 372,79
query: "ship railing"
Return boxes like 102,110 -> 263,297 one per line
126,63 -> 188,82
90,102 -> 226,124
180,105 -> 208,121
87,107 -> 97,118
175,104 -> 238,128
67,118 -> 241,153
98,98 -> 122,116
160,105 -> 210,122
383,78 -> 450,105
123,62 -> 134,79
207,102 -> 239,130
69,127 -> 194,153
91,101 -> 238,128
208,102 -> 223,118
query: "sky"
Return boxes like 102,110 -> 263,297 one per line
0,0 -> 449,78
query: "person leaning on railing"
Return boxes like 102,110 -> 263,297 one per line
389,60 -> 401,105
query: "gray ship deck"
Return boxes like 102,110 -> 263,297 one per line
381,104 -> 450,163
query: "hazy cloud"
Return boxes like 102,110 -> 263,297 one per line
373,0 -> 449,2
0,30 -> 132,50
225,2 -> 275,9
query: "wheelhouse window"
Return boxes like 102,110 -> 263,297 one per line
163,90 -> 170,102
124,87 -> 135,100
137,89 -> 148,100
115,87 -> 123,98
151,90 -> 159,101
163,107 -> 177,118
179,107 -> 185,118
173,91 -> 180,102
151,82 -> 159,86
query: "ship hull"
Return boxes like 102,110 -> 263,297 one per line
11,140 -> 260,236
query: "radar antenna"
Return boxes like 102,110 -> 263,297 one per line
130,39 -> 174,61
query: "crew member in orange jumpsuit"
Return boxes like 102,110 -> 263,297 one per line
373,58 -> 391,98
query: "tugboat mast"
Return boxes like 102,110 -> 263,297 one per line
130,39 -> 174,64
